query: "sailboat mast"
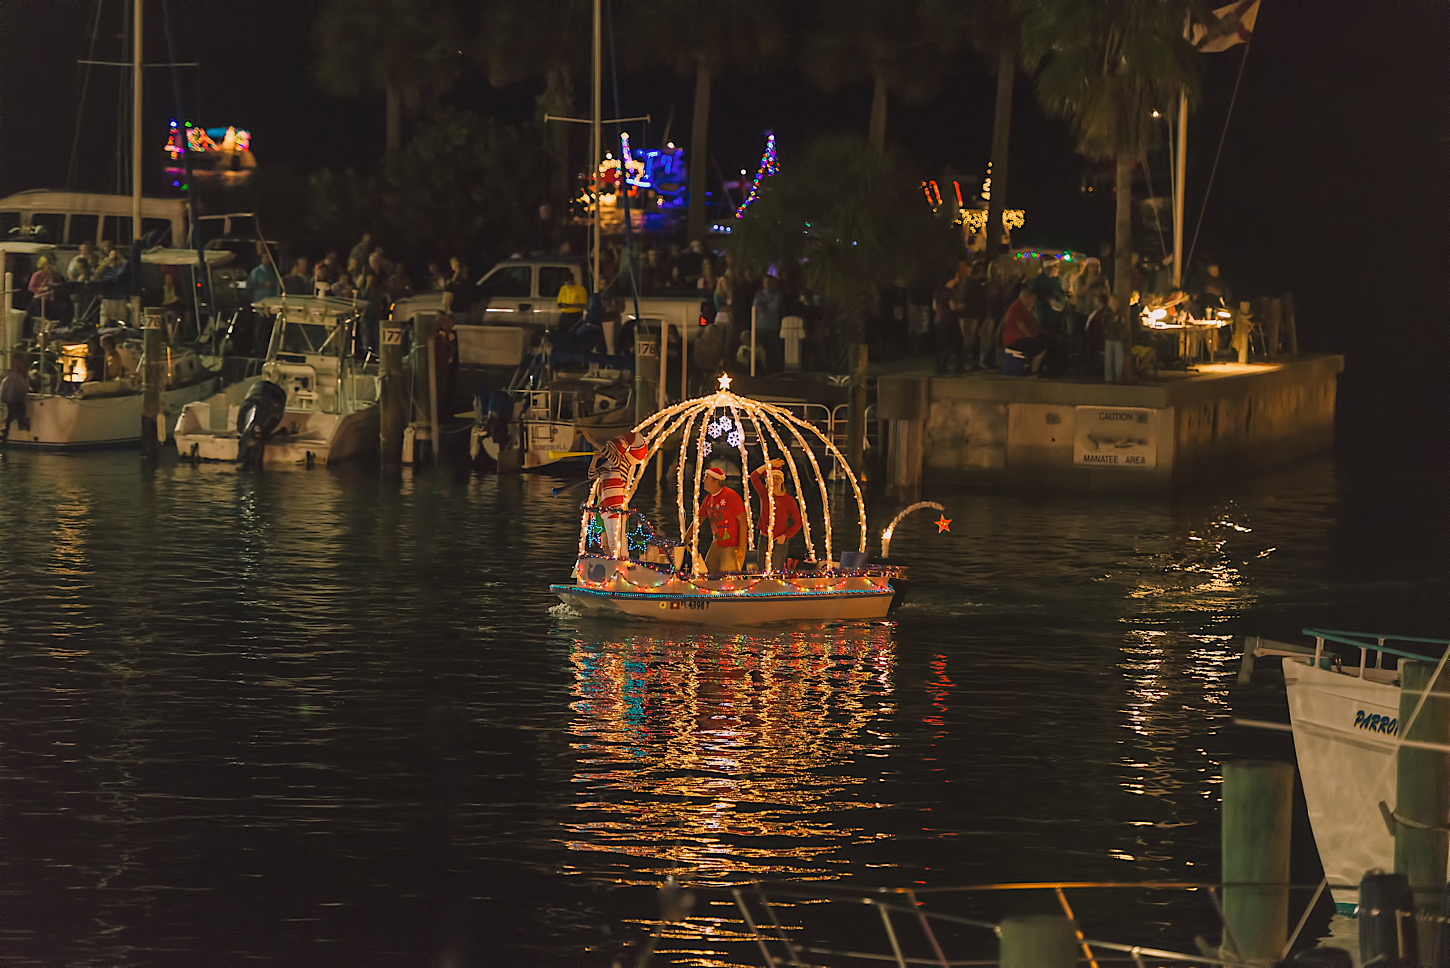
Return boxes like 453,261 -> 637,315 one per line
590,0 -> 602,294
1172,88 -> 1187,289
131,0 -> 143,324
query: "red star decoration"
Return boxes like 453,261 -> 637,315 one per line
935,514 -> 952,533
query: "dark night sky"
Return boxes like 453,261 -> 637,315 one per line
0,0 -> 1444,431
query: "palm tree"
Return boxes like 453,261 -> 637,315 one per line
926,0 -> 1022,257
310,0 -> 462,162
623,0 -> 786,243
473,0 -> 591,212
1017,0 -> 1200,294
801,1 -> 950,154
729,134 -> 958,371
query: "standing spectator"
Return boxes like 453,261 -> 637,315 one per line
347,232 -> 372,270
555,273 -> 588,333
28,256 -> 60,321
931,263 -> 965,374
1102,293 -> 1130,384
444,257 -> 477,323
955,260 -> 988,370
248,241 -> 279,303
283,256 -> 313,295
67,242 -> 96,283
751,274 -> 783,373
387,262 -> 413,302
1028,258 -> 1067,336
97,249 -> 131,326
1,352 -> 28,442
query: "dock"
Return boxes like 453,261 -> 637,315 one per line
878,354 -> 1344,491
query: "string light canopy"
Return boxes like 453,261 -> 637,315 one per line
734,132 -> 779,219
577,373 -> 868,576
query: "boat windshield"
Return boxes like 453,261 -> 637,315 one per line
277,321 -> 339,355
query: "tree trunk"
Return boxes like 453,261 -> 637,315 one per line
869,72 -> 888,153
544,67 -> 575,214
687,62 -> 712,244
1113,153 -> 1134,298
385,84 -> 402,162
986,46 -> 1014,257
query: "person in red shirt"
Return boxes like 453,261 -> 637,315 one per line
1000,286 -> 1048,374
748,458 -> 802,572
697,466 -> 747,574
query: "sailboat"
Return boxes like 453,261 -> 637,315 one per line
0,0 -> 220,450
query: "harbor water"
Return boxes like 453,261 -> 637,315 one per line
0,437 -> 1445,965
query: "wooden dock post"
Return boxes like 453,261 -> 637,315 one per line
1359,870 -> 1418,968
1394,659 -> 1450,960
1221,760 -> 1293,965
634,323 -> 660,426
379,309 -> 406,465
878,376 -> 926,498
415,311 -> 440,466
998,915 -> 1076,968
140,310 -> 164,460
1282,291 -> 1299,358
847,343 -> 868,472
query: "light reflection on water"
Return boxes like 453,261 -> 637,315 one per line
562,625 -> 897,882
0,449 -> 1443,964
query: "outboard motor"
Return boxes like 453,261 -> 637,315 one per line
236,380 -> 287,469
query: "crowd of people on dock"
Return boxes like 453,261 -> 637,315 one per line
921,247 -> 1235,383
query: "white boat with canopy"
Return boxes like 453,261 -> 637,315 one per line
172,295 -> 379,466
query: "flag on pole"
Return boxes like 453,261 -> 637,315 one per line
1192,0 -> 1260,52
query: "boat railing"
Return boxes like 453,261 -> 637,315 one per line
1304,628 -> 1450,680
620,878 -> 1336,968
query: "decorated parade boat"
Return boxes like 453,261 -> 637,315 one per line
551,375 -> 946,626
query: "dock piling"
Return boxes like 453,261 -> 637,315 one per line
997,915 -> 1076,968
379,311 -> 405,465
1221,759 -> 1293,965
847,343 -> 868,472
1394,659 -> 1450,961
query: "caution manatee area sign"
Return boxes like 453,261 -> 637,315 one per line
1073,406 -> 1158,469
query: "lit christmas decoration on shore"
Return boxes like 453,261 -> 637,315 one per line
734,132 -> 779,218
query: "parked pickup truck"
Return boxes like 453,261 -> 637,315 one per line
391,257 -> 708,368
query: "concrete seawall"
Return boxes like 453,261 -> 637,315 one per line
882,356 -> 1343,491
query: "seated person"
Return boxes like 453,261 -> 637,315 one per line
1000,286 -> 1048,374
99,334 -> 128,381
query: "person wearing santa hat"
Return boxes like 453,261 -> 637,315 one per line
748,458 -> 802,572
589,429 -> 650,556
697,466 -> 747,574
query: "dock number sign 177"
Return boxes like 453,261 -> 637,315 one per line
382,327 -> 403,346
1072,406 -> 1159,469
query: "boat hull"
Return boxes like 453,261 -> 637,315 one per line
1284,658 -> 1406,913
4,377 -> 220,449
174,395 -> 379,466
551,557 -> 897,626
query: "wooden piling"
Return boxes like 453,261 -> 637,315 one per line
1221,760 -> 1293,965
378,311 -> 405,465
878,376 -> 927,497
1394,659 -> 1450,959
847,343 -> 868,472
1265,298 -> 1283,360
1282,291 -> 1299,358
416,312 -> 440,465
141,310 -> 164,460
998,915 -> 1076,968
634,324 -> 660,426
